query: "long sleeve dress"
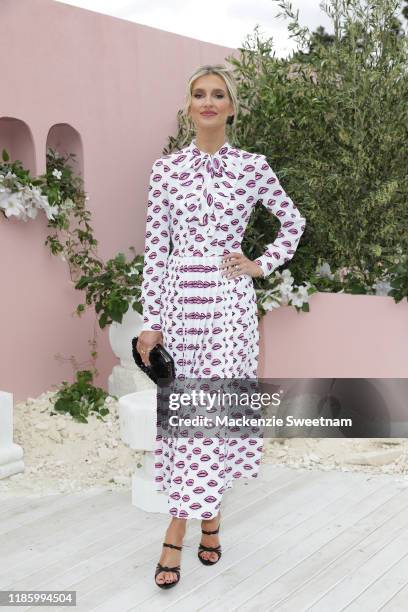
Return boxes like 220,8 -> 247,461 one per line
140,138 -> 306,519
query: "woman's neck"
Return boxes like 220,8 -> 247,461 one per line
193,133 -> 228,155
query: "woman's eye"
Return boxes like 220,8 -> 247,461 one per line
193,93 -> 225,98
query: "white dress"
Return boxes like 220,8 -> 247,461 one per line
140,138 -> 306,519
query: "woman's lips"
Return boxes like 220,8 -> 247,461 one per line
201,112 -> 217,116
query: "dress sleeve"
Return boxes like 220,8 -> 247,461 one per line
253,155 -> 306,278
140,159 -> 170,332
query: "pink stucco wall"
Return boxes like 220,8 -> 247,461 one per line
258,292 -> 408,379
0,0 -> 238,402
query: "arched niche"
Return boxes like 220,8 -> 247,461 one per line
46,124 -> 84,178
0,117 -> 36,174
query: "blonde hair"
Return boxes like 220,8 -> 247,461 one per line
183,64 -> 239,132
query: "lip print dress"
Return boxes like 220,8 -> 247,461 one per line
140,138 -> 306,519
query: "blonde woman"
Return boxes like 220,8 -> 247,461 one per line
137,64 -> 306,589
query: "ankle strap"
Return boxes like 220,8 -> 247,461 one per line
163,542 -> 182,551
201,527 -> 219,535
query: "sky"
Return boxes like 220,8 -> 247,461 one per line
54,0 -> 334,58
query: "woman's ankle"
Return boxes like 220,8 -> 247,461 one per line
168,517 -> 187,535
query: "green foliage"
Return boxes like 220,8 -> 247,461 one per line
388,253 -> 408,302
242,1 -> 407,291
44,149 -> 99,266
74,251 -> 145,329
52,370 -> 118,423
42,150 -> 145,329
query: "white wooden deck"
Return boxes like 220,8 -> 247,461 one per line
1,464 -> 408,612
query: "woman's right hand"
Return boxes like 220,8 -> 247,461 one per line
137,330 -> 163,366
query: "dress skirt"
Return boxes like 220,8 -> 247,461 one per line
154,252 -> 264,519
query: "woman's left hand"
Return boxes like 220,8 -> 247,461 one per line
220,252 -> 264,279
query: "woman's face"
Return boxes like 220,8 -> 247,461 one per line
188,73 -> 234,132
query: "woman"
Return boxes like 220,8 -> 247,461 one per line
137,64 -> 306,589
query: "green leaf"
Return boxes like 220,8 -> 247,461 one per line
76,370 -> 93,384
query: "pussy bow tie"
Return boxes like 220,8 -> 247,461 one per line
190,153 -> 224,178
188,142 -> 232,178
181,141 -> 240,227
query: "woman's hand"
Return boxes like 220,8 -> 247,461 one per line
137,330 -> 163,366
220,252 -> 264,279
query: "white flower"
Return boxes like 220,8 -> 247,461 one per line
296,285 -> 310,300
31,186 -> 43,197
318,262 -> 334,280
290,286 -> 310,307
279,292 -> 291,306
337,266 -> 350,282
290,293 -> 305,307
280,281 -> 293,302
281,269 -> 293,282
273,269 -> 293,303
0,187 -> 11,206
0,190 -> 26,220
45,205 -> 59,220
372,279 -> 392,296
263,296 -> 281,310
0,180 -> 58,221
257,274 -> 313,312
25,203 -> 39,220
52,169 -> 62,180
2,171 -> 17,180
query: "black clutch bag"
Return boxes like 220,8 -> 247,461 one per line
131,336 -> 175,386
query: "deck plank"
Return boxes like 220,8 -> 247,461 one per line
344,551 -> 408,611
378,580 -> 408,612
0,488 -> 106,536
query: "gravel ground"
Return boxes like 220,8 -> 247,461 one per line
0,391 -> 143,498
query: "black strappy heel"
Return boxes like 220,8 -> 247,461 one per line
198,515 -> 222,566
155,542 -> 182,589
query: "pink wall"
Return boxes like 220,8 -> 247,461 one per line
0,0 -> 238,401
258,292 -> 408,378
